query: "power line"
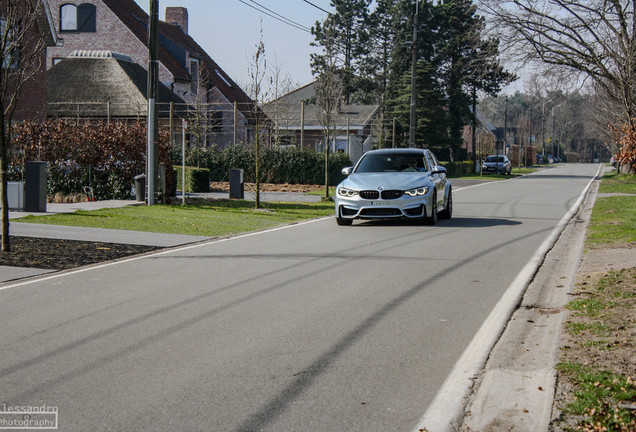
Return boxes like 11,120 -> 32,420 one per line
301,0 -> 331,15
248,0 -> 311,31
235,0 -> 312,33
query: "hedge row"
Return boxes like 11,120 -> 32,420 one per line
440,160 -> 475,176
10,120 -> 173,200
172,146 -> 352,186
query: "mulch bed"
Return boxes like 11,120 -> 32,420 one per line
0,236 -> 162,271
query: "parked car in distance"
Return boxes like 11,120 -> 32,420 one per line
482,155 -> 512,175
334,148 -> 452,226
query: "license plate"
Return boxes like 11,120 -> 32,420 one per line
372,201 -> 389,206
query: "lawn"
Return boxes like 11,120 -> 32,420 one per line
587,173 -> 636,248
18,200 -> 336,237
454,166 -> 538,180
598,171 -> 636,194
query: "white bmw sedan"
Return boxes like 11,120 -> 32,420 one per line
334,148 -> 453,226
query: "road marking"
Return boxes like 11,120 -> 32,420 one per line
411,164 -> 603,432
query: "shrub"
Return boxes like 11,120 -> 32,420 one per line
440,160 -> 474,176
175,166 -> 210,192
172,146 -> 351,186
11,120 -> 173,200
610,122 -> 636,174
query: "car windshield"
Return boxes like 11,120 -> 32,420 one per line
485,156 -> 505,163
355,153 -> 427,173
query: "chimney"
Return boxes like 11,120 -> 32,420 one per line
166,7 -> 188,34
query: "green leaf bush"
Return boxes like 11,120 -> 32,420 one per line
172,146 -> 351,186
175,166 -> 210,192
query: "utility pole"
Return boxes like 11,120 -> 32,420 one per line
502,96 -> 508,173
147,0 -> 159,205
408,0 -> 419,148
541,98 -> 552,160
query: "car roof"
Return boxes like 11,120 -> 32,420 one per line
364,148 -> 429,155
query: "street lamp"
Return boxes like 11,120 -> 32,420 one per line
551,103 -> 564,160
541,98 -> 552,160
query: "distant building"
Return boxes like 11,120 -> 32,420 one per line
45,0 -> 260,148
264,81 -> 379,164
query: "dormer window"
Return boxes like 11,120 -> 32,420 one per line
60,3 -> 96,32
60,4 -> 77,31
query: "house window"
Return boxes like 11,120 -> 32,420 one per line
60,3 -> 96,32
190,59 -> 199,95
60,4 -> 77,31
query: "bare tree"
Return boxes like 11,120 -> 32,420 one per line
315,23 -> 343,199
185,65 -> 217,167
265,58 -> 297,147
246,24 -> 268,208
1,0 -> 49,252
481,0 -> 636,127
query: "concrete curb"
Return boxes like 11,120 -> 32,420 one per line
411,164 -> 603,432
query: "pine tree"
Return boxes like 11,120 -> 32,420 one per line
437,0 -> 513,159
311,0 -> 371,104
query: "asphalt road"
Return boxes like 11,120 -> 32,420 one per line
0,164 -> 600,432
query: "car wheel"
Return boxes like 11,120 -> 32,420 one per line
425,193 -> 438,225
336,207 -> 353,226
439,189 -> 452,220
336,217 -> 352,226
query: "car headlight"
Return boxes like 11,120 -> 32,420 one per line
337,187 -> 359,197
404,186 -> 429,196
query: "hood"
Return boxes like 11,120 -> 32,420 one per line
340,173 -> 430,190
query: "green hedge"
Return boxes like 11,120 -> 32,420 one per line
175,166 -> 210,192
440,160 -> 475,177
172,147 -> 352,186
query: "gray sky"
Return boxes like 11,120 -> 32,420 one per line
134,0 -> 331,90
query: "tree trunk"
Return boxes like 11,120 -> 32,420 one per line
1,121 -> 10,253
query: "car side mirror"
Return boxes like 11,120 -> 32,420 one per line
342,167 -> 353,176
432,165 -> 447,174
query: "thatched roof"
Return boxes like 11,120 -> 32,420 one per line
100,0 -> 260,122
47,52 -> 186,118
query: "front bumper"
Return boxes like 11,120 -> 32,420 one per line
335,194 -> 430,220
482,164 -> 505,172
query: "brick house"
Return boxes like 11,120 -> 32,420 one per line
45,0 -> 260,148
264,81 -> 379,164
1,0 -> 60,121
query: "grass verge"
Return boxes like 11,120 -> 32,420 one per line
306,187 -> 336,197
554,172 -> 636,431
558,268 -> 636,431
586,195 -> 636,248
454,167 -> 538,180
598,171 -> 636,194
18,199 -> 335,237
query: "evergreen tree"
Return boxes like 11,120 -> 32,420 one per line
311,0 -> 372,104
437,0 -> 513,159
